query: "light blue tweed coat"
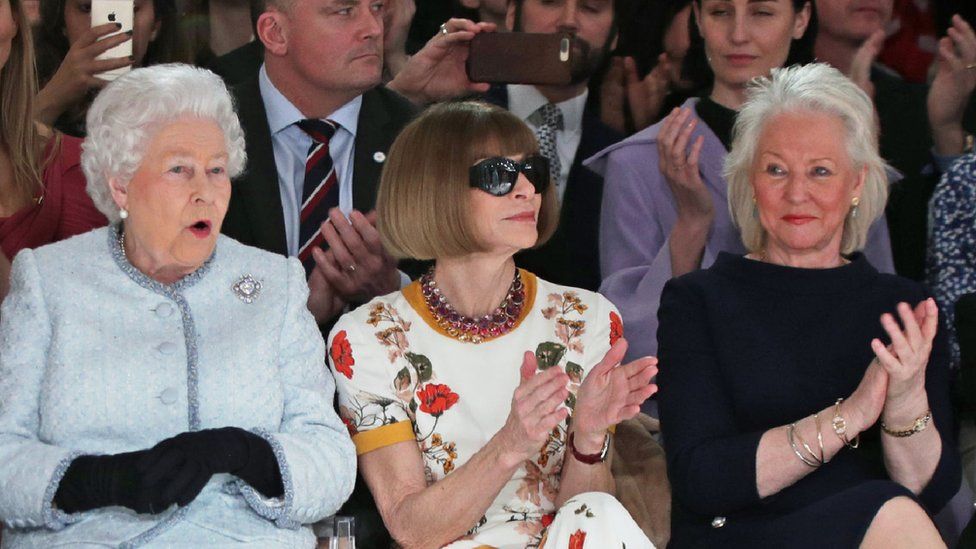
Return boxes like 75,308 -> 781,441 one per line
0,226 -> 356,547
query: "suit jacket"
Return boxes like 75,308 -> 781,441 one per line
485,85 -> 623,292
0,228 -> 355,547
222,76 -> 416,256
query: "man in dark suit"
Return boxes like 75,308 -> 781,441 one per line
221,0 -> 416,326
484,0 -> 623,291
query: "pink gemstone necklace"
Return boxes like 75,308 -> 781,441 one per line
420,267 -> 525,344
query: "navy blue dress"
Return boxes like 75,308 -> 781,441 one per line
657,252 -> 960,548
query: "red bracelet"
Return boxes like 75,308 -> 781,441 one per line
568,431 -> 610,464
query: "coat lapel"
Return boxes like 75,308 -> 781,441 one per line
227,75 -> 288,255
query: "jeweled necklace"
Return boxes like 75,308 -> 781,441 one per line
421,267 -> 524,344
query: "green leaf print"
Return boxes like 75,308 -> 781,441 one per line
565,362 -> 584,383
535,342 -> 567,370
395,367 -> 411,392
405,352 -> 433,382
565,392 -> 577,410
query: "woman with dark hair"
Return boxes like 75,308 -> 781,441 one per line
0,0 -> 105,300
33,0 -> 186,136
586,0 -> 894,363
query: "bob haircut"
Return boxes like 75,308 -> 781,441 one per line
377,101 -> 559,260
724,63 -> 889,255
82,64 -> 247,223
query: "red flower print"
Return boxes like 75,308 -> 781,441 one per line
416,383 -> 460,417
541,513 -> 556,529
330,330 -> 355,379
341,417 -> 358,436
569,529 -> 586,549
609,312 -> 623,346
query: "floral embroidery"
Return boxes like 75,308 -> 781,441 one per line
516,459 -> 559,506
537,424 -> 567,468
419,432 -> 458,475
609,311 -> 623,346
368,303 -> 412,362
330,330 -> 355,379
541,292 -> 589,354
340,416 -> 358,436
569,529 -> 587,549
417,383 -> 459,417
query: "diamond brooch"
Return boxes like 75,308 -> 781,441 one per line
232,274 -> 262,303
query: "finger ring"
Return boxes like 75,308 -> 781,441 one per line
347,264 -> 357,273
439,23 -> 449,35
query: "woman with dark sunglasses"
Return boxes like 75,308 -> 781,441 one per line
326,101 -> 658,548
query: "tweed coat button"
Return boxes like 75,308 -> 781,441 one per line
160,387 -> 179,405
157,342 -> 177,355
155,303 -> 173,318
711,516 -> 726,528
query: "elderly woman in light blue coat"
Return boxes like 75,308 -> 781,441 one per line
0,64 -> 355,547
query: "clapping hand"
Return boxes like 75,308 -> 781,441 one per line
872,299 -> 938,408
572,338 -> 658,442
928,14 -> 976,155
658,107 -> 712,224
312,209 -> 400,303
495,352 -> 571,461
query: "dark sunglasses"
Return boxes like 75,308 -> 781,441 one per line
469,155 -> 551,196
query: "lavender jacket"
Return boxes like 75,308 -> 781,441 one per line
585,98 -> 896,362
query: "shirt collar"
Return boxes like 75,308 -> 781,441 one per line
259,64 -> 362,137
506,84 -> 587,134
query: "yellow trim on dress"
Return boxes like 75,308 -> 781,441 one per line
402,269 -> 538,343
352,421 -> 415,455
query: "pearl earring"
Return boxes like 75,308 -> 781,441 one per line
849,197 -> 860,219
119,208 -> 129,220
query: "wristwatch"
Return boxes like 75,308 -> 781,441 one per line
568,431 -> 611,464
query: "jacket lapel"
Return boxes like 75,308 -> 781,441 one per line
228,75 -> 288,255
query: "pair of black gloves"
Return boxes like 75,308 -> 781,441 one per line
54,427 -> 284,514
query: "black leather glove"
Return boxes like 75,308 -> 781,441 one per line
54,451 -> 156,514
137,427 -> 283,499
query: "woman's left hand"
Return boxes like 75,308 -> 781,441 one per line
872,299 -> 938,407
572,338 -> 658,442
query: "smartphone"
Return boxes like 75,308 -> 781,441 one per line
91,0 -> 134,81
466,32 -> 574,86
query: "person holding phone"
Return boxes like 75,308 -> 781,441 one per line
328,101 -> 657,548
586,0 -> 895,365
33,0 -> 185,136
0,0 -> 106,304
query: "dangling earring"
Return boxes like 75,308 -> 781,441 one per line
119,207 -> 129,220
849,197 -> 860,219
751,196 -> 758,219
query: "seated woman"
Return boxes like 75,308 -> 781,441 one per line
327,101 -> 658,548
657,63 -> 959,548
586,0 -> 895,363
0,64 -> 355,547
0,0 -> 105,300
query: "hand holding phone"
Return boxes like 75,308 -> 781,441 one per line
90,0 -> 134,81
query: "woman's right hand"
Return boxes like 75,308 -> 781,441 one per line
495,351 -> 570,464
845,356 -> 889,435
36,23 -> 133,123
657,107 -> 713,225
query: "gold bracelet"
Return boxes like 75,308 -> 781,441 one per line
831,398 -> 859,449
787,423 -> 820,468
798,414 -> 827,466
880,410 -> 932,438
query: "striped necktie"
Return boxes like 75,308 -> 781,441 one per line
296,118 -> 340,275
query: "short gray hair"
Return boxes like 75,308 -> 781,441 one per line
82,64 -> 247,223
724,63 -> 889,255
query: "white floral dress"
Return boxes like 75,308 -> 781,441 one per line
328,271 -> 653,549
